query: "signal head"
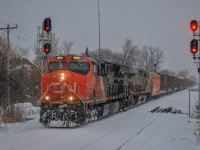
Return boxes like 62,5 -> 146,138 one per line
190,20 -> 198,32
190,39 -> 198,54
44,43 -> 51,54
43,18 -> 51,32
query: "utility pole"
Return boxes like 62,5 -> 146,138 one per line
98,0 -> 101,61
0,24 -> 17,106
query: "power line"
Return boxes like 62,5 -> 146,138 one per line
10,32 -> 35,44
18,25 -> 37,37
14,35 -> 21,48
0,21 -> 36,47
15,28 -> 36,41
0,20 -> 37,38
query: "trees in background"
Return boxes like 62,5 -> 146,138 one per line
138,46 -> 164,71
61,40 -> 73,55
0,37 -> 41,107
121,39 -> 139,67
89,38 -> 164,72
159,69 -> 176,76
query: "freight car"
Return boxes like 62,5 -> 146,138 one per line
40,55 -> 161,127
159,74 -> 178,95
159,73 -> 195,95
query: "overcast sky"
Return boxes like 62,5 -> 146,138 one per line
0,0 -> 200,76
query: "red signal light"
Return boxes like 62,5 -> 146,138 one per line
44,43 -> 51,54
190,39 -> 198,54
191,48 -> 198,54
43,18 -> 51,32
190,20 -> 198,32
45,26 -> 49,31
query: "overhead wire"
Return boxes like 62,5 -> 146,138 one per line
0,20 -> 37,48
18,25 -> 36,37
15,36 -> 21,49
15,28 -> 36,41
10,32 -> 35,44
0,19 -> 37,41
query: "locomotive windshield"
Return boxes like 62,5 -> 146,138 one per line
69,62 -> 90,75
49,62 -> 67,71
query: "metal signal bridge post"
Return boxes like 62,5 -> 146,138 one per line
190,20 -> 200,107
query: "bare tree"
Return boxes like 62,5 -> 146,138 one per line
61,40 -> 73,55
137,46 -> 149,69
111,52 -> 123,64
89,39 -> 164,72
51,34 -> 60,56
0,37 -> 7,74
122,39 -> 138,67
137,46 -> 164,71
90,48 -> 114,62
149,46 -> 164,71
99,48 -> 112,62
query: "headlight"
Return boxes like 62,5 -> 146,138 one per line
69,96 -> 73,101
45,96 -> 50,100
60,73 -> 65,80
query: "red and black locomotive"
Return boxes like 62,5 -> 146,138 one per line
39,55 -> 194,127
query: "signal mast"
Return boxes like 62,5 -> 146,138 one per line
190,19 -> 200,106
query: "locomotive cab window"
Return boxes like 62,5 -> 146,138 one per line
69,62 -> 90,75
49,62 -> 67,72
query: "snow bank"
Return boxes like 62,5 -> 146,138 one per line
14,102 -> 40,117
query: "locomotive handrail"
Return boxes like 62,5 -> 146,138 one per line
37,84 -> 51,106
67,84 -> 88,112
67,84 -> 87,103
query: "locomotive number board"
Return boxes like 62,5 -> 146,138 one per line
72,56 -> 82,60
56,56 -> 64,60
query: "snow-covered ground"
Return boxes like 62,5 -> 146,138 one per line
0,88 -> 200,150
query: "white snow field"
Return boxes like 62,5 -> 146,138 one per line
0,88 -> 200,150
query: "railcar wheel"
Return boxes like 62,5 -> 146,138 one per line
87,108 -> 98,122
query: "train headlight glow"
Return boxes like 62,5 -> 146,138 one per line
60,73 -> 65,80
69,96 -> 73,101
45,96 -> 50,100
